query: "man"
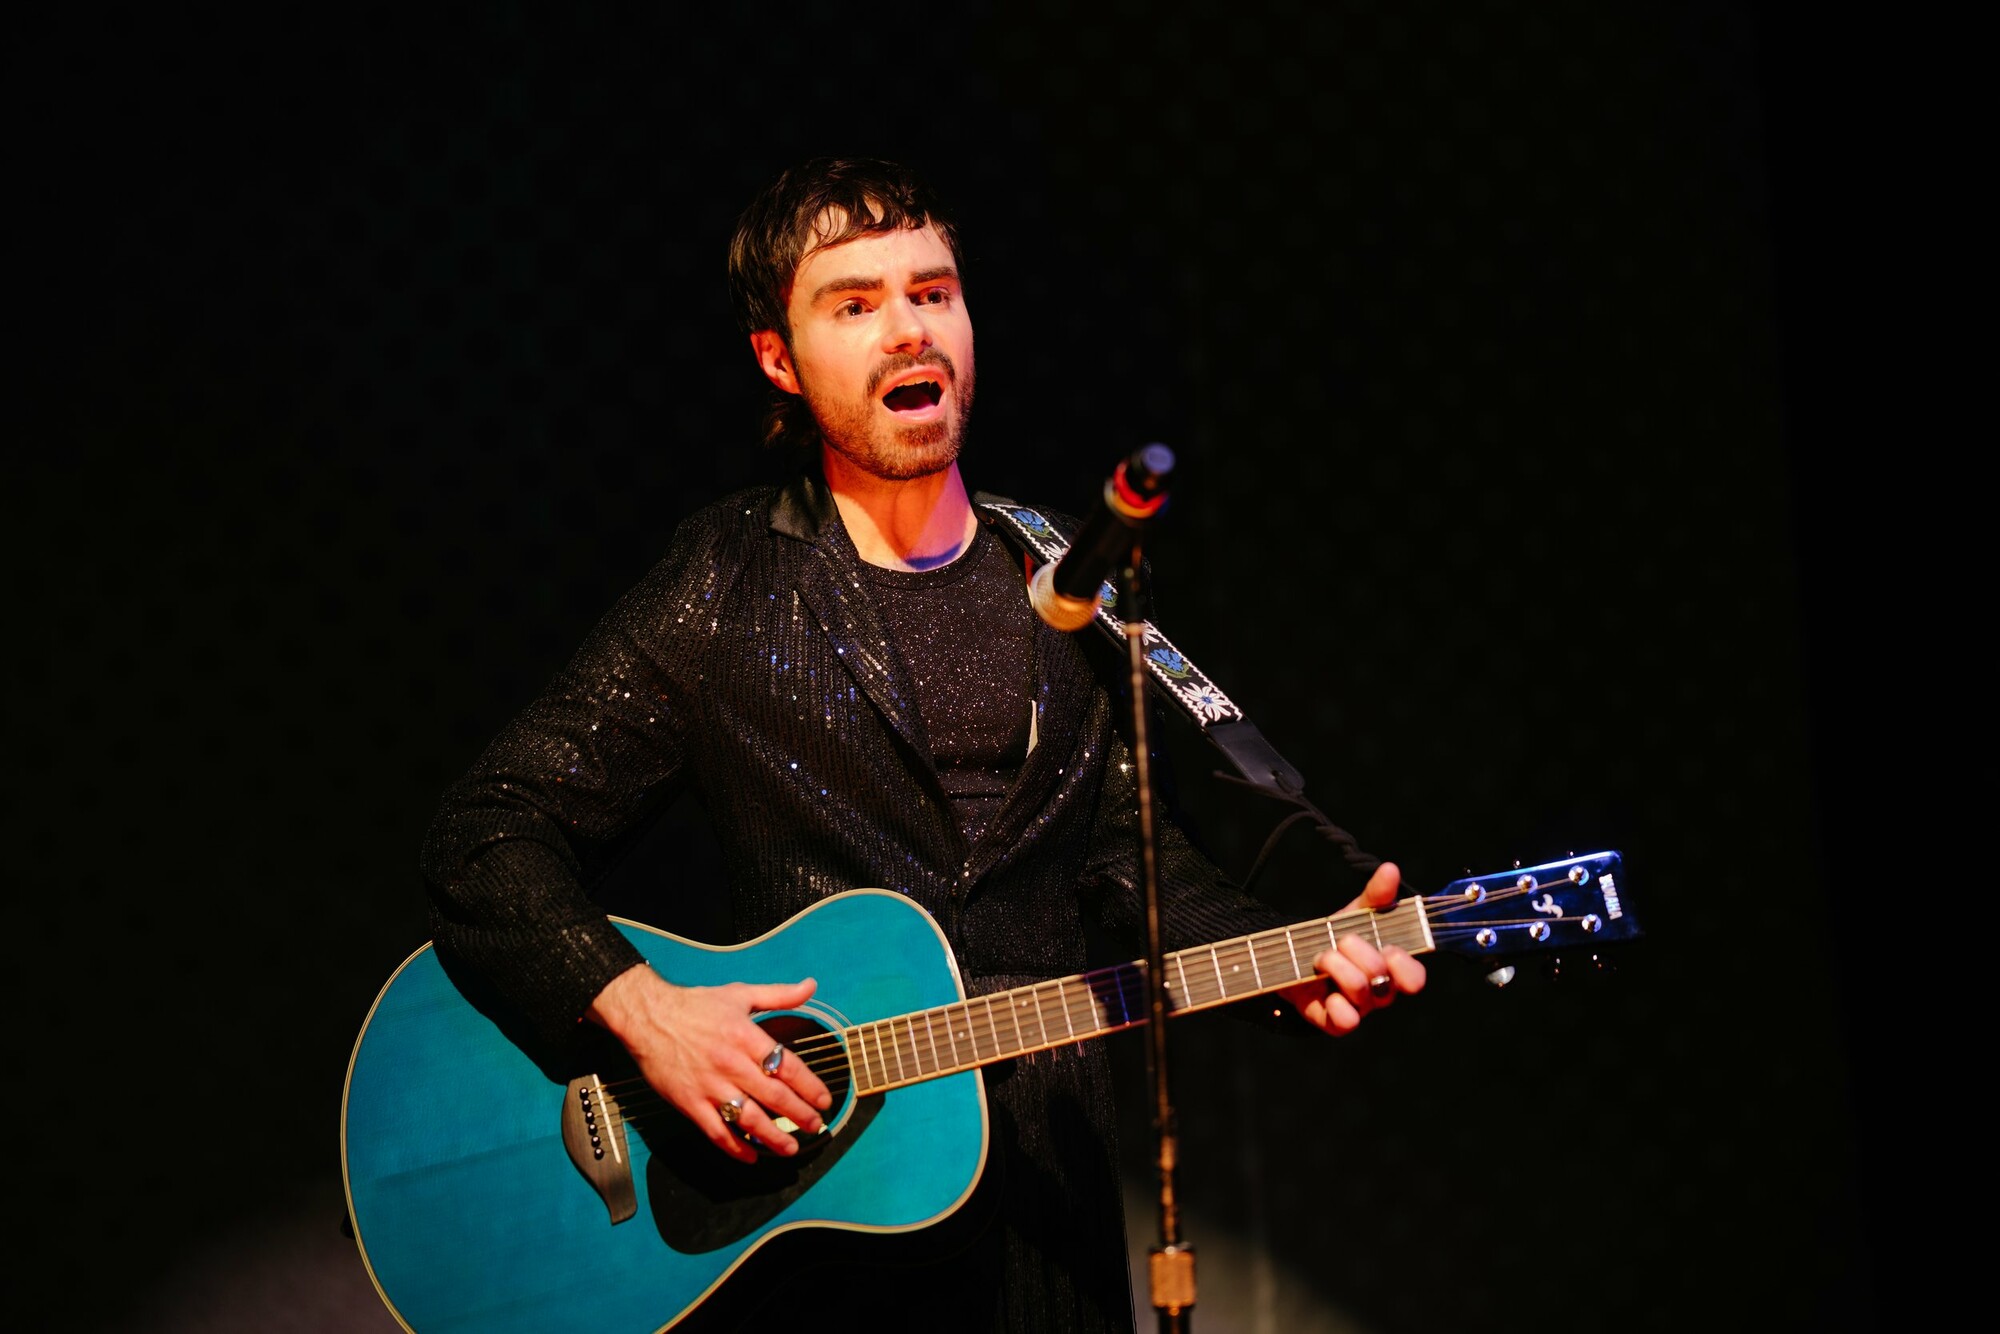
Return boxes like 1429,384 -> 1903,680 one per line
421,157 -> 1424,1331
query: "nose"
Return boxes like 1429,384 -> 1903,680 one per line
881,296 -> 933,355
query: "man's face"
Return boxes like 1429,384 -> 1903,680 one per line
753,221 -> 975,482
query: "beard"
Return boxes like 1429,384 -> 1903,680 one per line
801,348 -> 976,482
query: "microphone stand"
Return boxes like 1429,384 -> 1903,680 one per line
1119,547 -> 1195,1333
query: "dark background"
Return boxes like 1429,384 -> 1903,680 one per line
10,2 -> 1911,1330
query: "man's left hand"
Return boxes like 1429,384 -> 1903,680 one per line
1279,861 -> 1427,1035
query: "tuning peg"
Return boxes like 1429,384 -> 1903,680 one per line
1485,965 -> 1517,988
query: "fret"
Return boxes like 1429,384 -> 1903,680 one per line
1255,932 -> 1285,985
983,995 -> 1005,1058
1246,936 -> 1264,990
890,1019 -> 908,1085
1208,945 -> 1227,1001
1087,975 -> 1113,1033
923,1009 -> 941,1075
926,1013 -> 944,1072
1284,926 -> 1302,980
1173,953 -> 1190,1011
973,999 -> 992,1061
947,1005 -> 970,1066
855,1025 -> 879,1091
1006,992 -> 1027,1055
1030,983 -> 1050,1048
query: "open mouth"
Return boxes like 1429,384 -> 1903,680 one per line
881,377 -> 944,413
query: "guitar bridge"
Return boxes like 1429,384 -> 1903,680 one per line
562,1074 -> 636,1225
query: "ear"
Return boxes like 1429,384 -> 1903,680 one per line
749,330 -> 801,396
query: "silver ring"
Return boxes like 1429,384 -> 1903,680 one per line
761,1042 -> 785,1077
718,1096 -> 744,1124
1368,974 -> 1393,998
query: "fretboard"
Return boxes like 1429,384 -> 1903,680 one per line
843,898 -> 1435,1095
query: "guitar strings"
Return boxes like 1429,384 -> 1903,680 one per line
587,891 -> 1497,1113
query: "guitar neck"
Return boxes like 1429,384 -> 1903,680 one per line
843,899 -> 1435,1095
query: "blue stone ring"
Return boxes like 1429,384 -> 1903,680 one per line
761,1043 -> 785,1077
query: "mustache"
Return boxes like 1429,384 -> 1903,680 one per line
866,348 -> 956,397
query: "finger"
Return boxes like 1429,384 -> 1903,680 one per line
1312,990 -> 1363,1035
748,1057 -> 829,1136
1336,934 -> 1389,986
699,1096 -> 760,1163
740,976 -> 817,1013
765,1044 -> 834,1114
1340,861 -> 1402,914
1361,861 -> 1402,909
739,1028 -> 833,1115
1385,946 -> 1427,996
730,1096 -> 806,1157
1335,936 -> 1398,1008
1318,946 -> 1375,1012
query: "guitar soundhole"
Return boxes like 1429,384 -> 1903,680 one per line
754,1011 -> 856,1148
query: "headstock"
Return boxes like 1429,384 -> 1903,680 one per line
1424,851 -> 1638,973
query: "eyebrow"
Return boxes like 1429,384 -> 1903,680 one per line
809,266 -> 961,305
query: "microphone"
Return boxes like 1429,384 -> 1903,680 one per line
1028,443 -> 1175,630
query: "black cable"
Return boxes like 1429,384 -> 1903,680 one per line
1212,770 -> 1383,893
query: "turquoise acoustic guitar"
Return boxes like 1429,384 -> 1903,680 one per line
342,850 -> 1635,1332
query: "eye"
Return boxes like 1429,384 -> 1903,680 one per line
836,299 -> 868,318
916,288 -> 950,306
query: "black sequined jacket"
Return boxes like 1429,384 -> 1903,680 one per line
420,470 -> 1294,1042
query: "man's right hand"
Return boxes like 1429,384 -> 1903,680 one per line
587,963 -> 834,1164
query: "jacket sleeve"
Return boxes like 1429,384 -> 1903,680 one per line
1081,721 -> 1299,946
417,519 -> 728,1049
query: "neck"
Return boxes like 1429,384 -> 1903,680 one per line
821,455 -> 978,571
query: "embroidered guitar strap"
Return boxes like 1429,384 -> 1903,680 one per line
980,499 -> 1307,799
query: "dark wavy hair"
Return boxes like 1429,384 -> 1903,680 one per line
727,157 -> 963,454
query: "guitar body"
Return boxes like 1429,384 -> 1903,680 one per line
341,889 -> 989,1334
